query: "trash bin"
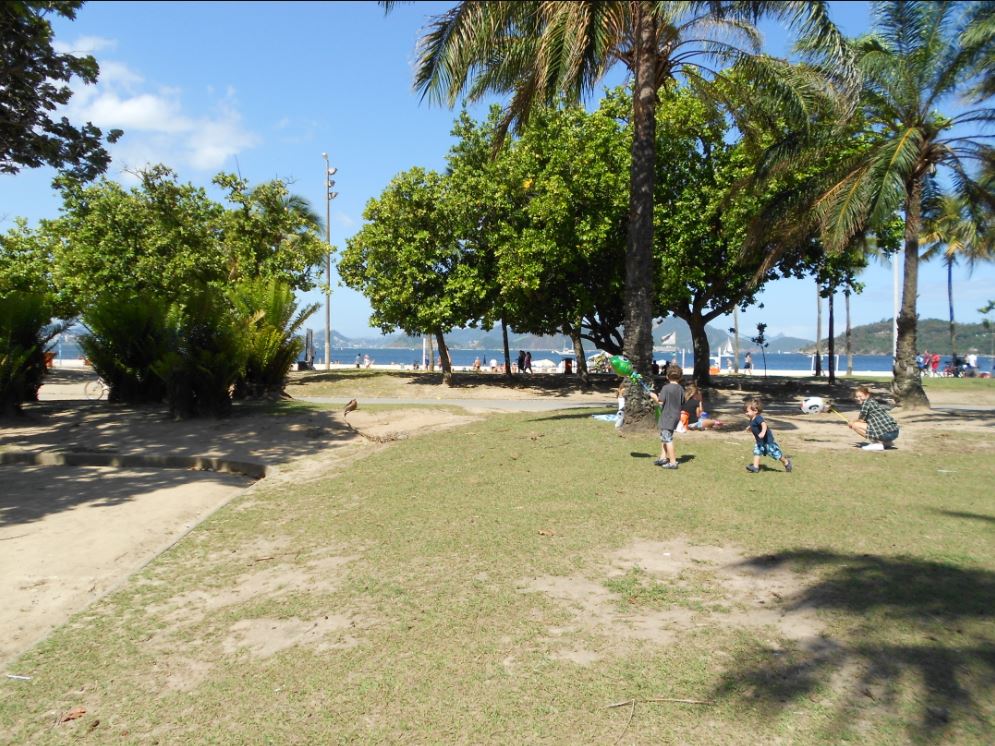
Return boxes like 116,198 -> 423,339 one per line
564,359 -> 573,374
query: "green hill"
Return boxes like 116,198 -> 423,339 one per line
806,319 -> 994,355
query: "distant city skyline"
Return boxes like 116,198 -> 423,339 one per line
1,1 -> 992,340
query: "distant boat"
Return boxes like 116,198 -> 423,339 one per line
718,337 -> 735,356
550,348 -> 575,356
657,331 -> 678,350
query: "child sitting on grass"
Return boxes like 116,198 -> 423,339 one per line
744,398 -> 792,473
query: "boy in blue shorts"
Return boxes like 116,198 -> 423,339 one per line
744,398 -> 792,473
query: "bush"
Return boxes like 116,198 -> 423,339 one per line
80,295 -> 171,403
153,288 -> 250,418
0,292 -> 54,416
230,279 -> 319,399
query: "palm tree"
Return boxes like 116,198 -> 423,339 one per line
922,193 -> 995,366
384,1 -> 854,389
816,1 -> 994,407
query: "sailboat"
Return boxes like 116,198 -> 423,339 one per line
657,330 -> 678,351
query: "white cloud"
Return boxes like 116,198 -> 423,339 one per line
184,101 -> 260,170
57,47 -> 259,175
97,61 -> 144,89
53,35 -> 117,56
82,91 -> 191,133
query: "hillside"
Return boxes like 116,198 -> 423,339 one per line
802,319 -> 994,355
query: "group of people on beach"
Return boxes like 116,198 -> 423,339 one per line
630,367 -> 899,471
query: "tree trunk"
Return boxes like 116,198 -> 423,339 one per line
947,256 -> 956,366
569,325 -> 589,386
845,288 -> 853,375
893,176 -> 930,407
827,289 -> 836,385
622,1 -> 657,380
435,330 -> 452,386
814,285 -> 823,376
686,315 -> 711,386
501,318 -> 512,378
733,306 -> 740,373
618,2 -> 658,434
427,334 -> 435,372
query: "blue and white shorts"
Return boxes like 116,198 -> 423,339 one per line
754,441 -> 783,460
660,429 -> 675,443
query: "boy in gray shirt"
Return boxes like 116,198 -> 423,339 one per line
649,366 -> 684,469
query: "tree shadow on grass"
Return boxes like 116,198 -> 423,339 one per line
931,509 -> 995,525
712,550 -> 995,741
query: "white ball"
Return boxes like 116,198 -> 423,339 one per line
801,396 -> 827,414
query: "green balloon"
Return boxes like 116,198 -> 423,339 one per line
610,355 -> 633,377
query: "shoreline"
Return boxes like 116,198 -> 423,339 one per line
50,357 -> 895,379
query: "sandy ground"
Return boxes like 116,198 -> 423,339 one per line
0,372 -> 477,667
1,369 -> 992,668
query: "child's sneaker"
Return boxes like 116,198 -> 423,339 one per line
745,465 -> 760,473
653,458 -> 668,466
785,458 -> 793,473
661,462 -> 679,470
861,442 -> 885,451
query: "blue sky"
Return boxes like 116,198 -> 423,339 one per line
1,0 -> 992,342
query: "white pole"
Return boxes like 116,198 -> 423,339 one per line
323,153 -> 332,370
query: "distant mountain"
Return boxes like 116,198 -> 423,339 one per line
307,319 -> 817,353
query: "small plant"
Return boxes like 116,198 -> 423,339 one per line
751,322 -> 769,377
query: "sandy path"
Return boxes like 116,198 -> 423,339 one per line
0,466 -> 249,666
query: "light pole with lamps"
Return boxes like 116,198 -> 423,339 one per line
322,153 -> 338,369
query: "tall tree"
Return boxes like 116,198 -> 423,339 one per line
0,1 -> 121,180
339,168 -> 476,385
815,1 -> 995,407
922,193 -> 995,364
385,1 -> 855,397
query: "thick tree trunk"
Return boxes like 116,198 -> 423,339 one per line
435,330 -> 452,386
814,285 -> 822,377
947,257 -> 956,366
893,176 -> 930,407
827,290 -> 836,385
686,314 -> 711,386
845,289 -> 853,375
622,1 -> 657,379
619,2 -> 658,433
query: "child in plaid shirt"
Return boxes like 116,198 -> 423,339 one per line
848,386 -> 900,450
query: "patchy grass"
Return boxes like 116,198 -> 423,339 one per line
1,406 -> 993,743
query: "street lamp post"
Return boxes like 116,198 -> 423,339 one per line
322,153 -> 338,370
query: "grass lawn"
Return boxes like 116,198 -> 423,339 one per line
1,403 -> 992,743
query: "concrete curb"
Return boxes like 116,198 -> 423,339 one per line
0,449 -> 267,480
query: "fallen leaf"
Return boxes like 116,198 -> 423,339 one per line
538,529 -> 555,537
60,707 -> 86,723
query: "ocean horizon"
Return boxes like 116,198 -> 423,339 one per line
50,338 -> 993,375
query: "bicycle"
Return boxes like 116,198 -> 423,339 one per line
83,377 -> 110,400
